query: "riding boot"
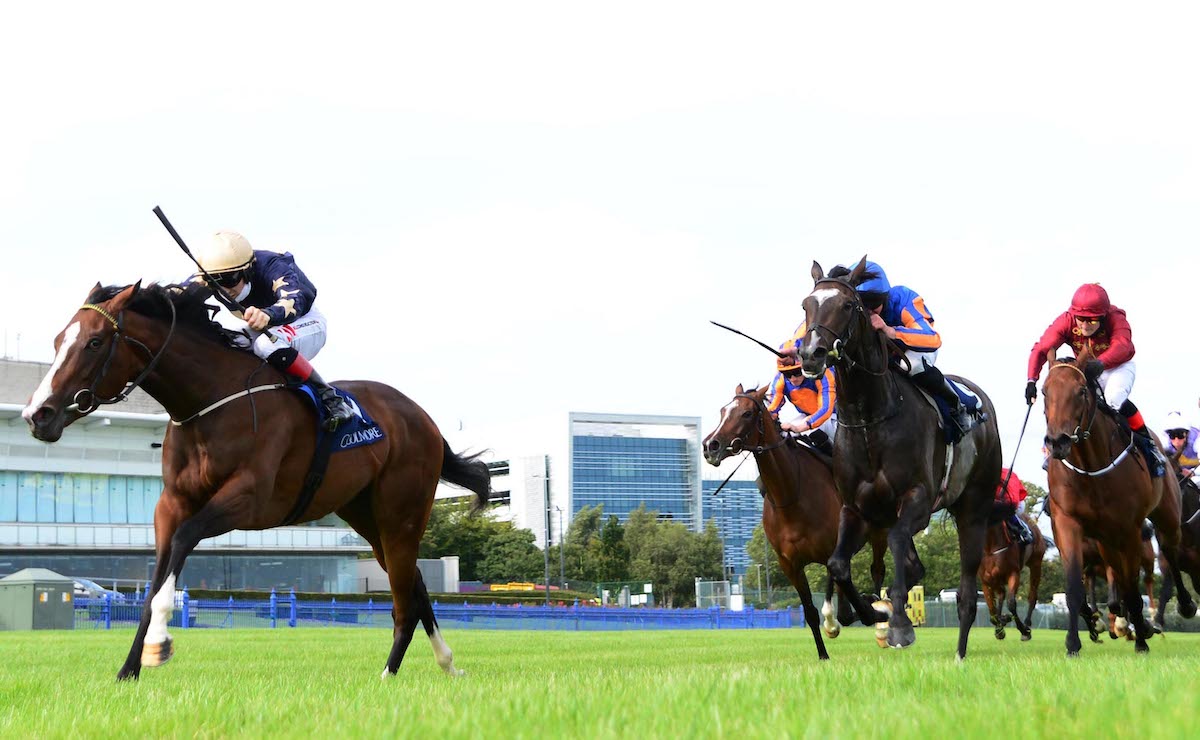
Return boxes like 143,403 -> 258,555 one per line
1120,400 -> 1166,477
1007,513 -> 1034,546
267,348 -> 355,431
912,367 -> 971,434
807,429 -> 834,457
307,370 -> 356,431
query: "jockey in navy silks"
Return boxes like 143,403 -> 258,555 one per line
188,231 -> 354,429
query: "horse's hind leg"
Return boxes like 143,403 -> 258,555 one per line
413,569 -> 464,676
1155,553 -> 1173,630
983,583 -> 1005,640
1023,554 -> 1042,641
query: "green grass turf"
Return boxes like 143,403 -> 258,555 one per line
1,626 -> 1195,739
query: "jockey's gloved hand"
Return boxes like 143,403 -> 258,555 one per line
1024,380 -> 1037,406
1083,359 -> 1105,382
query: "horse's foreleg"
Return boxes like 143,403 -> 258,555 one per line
1006,571 -> 1029,639
1150,508 -> 1198,619
1023,553 -> 1043,640
1055,517 -> 1086,657
884,498 -> 927,650
1155,553 -> 1173,630
787,567 -> 829,660
827,507 -> 888,628
982,582 -> 1004,639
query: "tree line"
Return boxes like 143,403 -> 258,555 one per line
419,478 -> 1070,608
418,501 -> 723,606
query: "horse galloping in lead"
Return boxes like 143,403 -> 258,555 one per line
22,282 -> 490,680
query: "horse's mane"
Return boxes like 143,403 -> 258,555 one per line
1052,356 -> 1119,419
87,282 -> 246,349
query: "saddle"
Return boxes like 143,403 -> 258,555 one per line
909,376 -> 984,445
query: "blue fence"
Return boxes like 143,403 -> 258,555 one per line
74,590 -> 802,631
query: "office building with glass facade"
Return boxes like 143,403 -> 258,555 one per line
0,359 -> 369,592
569,412 -> 702,532
702,477 -> 763,576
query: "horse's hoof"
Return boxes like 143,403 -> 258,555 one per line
1066,650 -> 1080,658
1021,632 -> 1032,642
822,625 -> 841,639
994,628 -> 1006,640
1135,642 -> 1150,654
887,627 -> 916,649
1108,630 -> 1118,640
115,666 -> 140,682
872,601 -> 892,648
1180,599 -> 1198,619
140,638 -> 173,668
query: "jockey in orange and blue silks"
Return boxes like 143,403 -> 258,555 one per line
843,261 -> 973,434
767,330 -> 837,455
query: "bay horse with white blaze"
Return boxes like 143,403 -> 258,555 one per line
702,384 -> 888,660
796,259 -> 1002,659
979,513 -> 1046,641
22,283 -> 490,681
1040,353 -> 1195,655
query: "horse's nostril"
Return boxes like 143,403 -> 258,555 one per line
32,407 -> 53,425
705,439 -> 720,453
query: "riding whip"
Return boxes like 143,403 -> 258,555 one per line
152,205 -> 244,314
710,321 -> 788,359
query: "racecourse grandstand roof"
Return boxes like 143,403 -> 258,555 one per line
0,358 -> 165,415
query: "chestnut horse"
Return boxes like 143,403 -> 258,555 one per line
796,259 -> 1002,659
979,513 -> 1046,641
1079,527 -> 1157,641
702,384 -> 888,660
22,283 -> 490,680
1041,354 -> 1195,655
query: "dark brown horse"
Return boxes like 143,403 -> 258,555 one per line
22,283 -> 490,680
702,384 -> 888,660
979,513 -> 1046,641
1041,354 -> 1195,655
796,259 -> 1002,659
1156,452 -> 1200,622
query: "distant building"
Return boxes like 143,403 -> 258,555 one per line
569,412 -> 702,531
0,359 -> 369,592
702,478 -> 762,576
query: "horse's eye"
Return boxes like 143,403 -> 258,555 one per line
843,302 -> 854,312
87,337 -> 103,350
741,410 -> 752,419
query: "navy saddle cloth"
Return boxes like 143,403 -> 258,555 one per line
293,384 -> 386,451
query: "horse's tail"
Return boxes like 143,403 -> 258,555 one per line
440,439 -> 491,513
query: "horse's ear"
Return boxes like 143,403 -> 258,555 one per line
752,386 -> 769,402
735,383 -> 744,395
848,255 -> 869,285
811,261 -> 824,283
110,282 -> 141,309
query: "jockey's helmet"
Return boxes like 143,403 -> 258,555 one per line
1165,411 -> 1188,435
198,231 -> 255,277
777,353 -> 804,376
1069,283 -> 1110,319
855,261 -> 890,309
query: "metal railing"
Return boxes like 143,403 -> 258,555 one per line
73,589 -> 802,631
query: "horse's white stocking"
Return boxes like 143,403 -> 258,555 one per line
821,599 -> 840,638
429,628 -> 464,677
146,574 -> 176,645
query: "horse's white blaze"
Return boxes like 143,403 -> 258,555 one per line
719,401 -> 737,427
430,628 -> 464,676
810,288 -> 841,307
22,322 -> 80,420
145,574 -> 176,645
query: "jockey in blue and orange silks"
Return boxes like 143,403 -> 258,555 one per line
767,328 -> 837,456
822,260 -> 973,434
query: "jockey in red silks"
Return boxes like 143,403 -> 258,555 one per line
767,328 -> 837,456
1025,282 -> 1164,474
187,231 -> 354,430
995,468 -> 1034,545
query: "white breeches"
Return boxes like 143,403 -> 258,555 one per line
901,348 -> 938,377
1098,360 -> 1136,410
250,305 -> 328,362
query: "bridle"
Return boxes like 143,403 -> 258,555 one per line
1046,363 -> 1133,477
723,393 -> 790,455
804,279 -> 892,379
66,296 -> 177,415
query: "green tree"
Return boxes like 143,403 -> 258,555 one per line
477,523 -> 545,583
586,515 -> 630,582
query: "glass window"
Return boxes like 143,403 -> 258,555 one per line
16,474 -> 36,521
0,472 -> 16,522
55,474 -> 73,523
34,474 -> 55,522
89,475 -> 109,523
109,476 -> 126,524
123,477 -> 145,524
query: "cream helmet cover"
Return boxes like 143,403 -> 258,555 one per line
198,231 -> 255,274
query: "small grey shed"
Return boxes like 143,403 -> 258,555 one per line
0,568 -> 76,630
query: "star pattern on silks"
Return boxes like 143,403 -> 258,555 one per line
271,277 -> 289,293
274,298 -> 297,318
278,288 -> 300,298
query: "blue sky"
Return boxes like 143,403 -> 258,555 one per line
3,2 -> 1198,492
